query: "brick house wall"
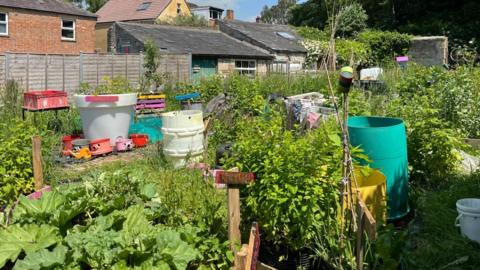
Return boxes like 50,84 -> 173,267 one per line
0,7 -> 96,54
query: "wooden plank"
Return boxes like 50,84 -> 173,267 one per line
359,200 -> 376,241
245,222 -> 260,270
256,263 -> 277,270
234,244 -> 248,270
217,171 -> 255,185
228,187 -> 241,251
32,136 -> 44,191
356,201 -> 366,270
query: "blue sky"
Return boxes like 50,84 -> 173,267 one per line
190,0 -> 306,22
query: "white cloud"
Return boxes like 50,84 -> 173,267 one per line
189,0 -> 238,10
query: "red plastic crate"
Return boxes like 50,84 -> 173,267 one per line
23,90 -> 69,110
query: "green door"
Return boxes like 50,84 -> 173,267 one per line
192,57 -> 217,83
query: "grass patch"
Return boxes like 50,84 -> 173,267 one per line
406,174 -> 480,269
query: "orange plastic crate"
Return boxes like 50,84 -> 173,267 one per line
23,90 -> 69,110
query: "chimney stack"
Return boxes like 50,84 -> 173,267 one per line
226,9 -> 234,21
256,16 -> 261,23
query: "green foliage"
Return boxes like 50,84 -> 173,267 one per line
328,2 -> 368,38
141,40 -> 164,92
1,166 -> 232,269
358,30 -> 412,65
0,224 -> 61,268
0,80 -> 23,118
260,0 -> 297,25
157,15 -> 209,28
404,173 -> 480,269
0,120 -> 38,206
225,113 -> 342,251
79,76 -> 135,95
295,26 -> 329,41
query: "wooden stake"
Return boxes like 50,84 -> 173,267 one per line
32,136 -> 44,191
228,187 -> 241,251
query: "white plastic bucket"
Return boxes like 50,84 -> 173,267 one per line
455,198 -> 480,244
74,93 -> 137,146
161,110 -> 204,167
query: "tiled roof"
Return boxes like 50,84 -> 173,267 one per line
96,0 -> 172,23
219,20 -> 307,54
116,22 -> 273,59
0,0 -> 96,18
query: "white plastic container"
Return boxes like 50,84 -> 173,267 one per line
455,198 -> 480,244
161,110 -> 204,167
360,67 -> 383,81
74,93 -> 137,146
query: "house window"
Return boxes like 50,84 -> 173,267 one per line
210,10 -> 221,20
137,2 -> 152,11
235,60 -> 256,76
0,12 -> 8,36
177,3 -> 181,14
61,19 -> 75,41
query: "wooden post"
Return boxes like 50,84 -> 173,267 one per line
32,136 -> 44,191
227,169 -> 242,251
216,170 -> 255,252
355,199 -> 377,270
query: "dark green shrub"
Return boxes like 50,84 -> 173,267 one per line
330,2 -> 368,38
358,30 -> 412,65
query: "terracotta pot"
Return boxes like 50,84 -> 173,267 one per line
89,138 -> 113,156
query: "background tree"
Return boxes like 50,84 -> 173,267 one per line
260,0 -> 297,24
329,2 -> 368,38
64,0 -> 107,13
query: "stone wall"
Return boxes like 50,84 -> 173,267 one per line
409,36 -> 448,66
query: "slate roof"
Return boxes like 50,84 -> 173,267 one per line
219,20 -> 306,54
0,0 -> 96,18
96,0 -> 173,23
116,22 -> 273,59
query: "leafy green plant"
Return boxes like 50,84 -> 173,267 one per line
0,79 -> 23,118
328,2 -> 368,38
141,39 -> 164,92
0,120 -> 39,206
358,30 -> 412,65
78,76 -> 135,95
225,113 -> 342,251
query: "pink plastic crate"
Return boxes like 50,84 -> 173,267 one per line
23,90 -> 69,110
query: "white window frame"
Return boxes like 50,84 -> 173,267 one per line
61,19 -> 75,41
235,60 -> 257,76
0,12 -> 8,36
177,3 -> 181,14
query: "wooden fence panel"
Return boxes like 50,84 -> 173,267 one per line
0,52 -> 191,95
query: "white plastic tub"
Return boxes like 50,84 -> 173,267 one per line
74,93 -> 137,146
161,110 -> 204,167
456,198 -> 480,244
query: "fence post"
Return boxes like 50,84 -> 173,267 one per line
26,53 -> 29,90
32,136 -> 44,191
79,53 -> 83,88
96,53 -> 99,87
62,54 -> 66,92
111,53 -> 114,79
176,55 -> 180,82
139,52 -> 144,81
4,53 -> 8,82
45,54 -> 48,90
125,54 -> 128,78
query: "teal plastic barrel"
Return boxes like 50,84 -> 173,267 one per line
348,116 -> 409,220
129,115 -> 163,143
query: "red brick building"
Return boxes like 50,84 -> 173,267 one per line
0,0 -> 97,54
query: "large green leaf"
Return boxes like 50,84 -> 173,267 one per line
13,245 -> 67,270
156,230 -> 199,270
0,224 -> 61,268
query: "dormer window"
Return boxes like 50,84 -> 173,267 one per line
137,2 -> 151,11
210,10 -> 221,20
177,3 -> 181,14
